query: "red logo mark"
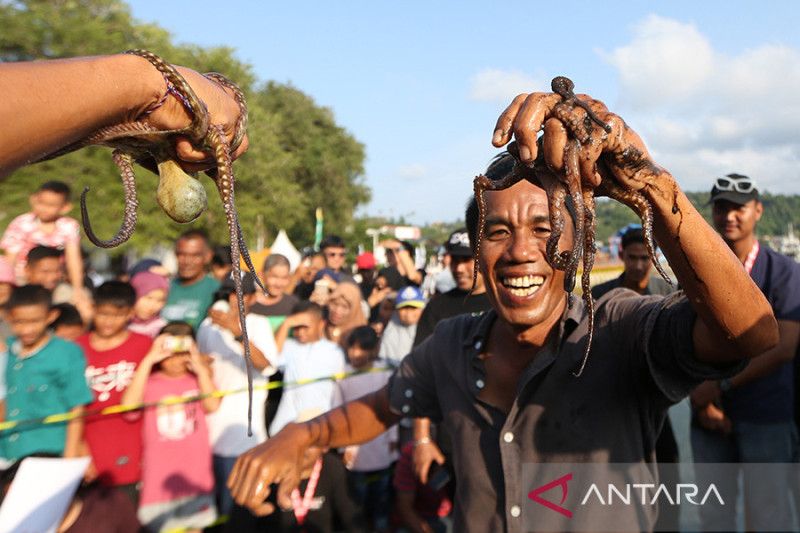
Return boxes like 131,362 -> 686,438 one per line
528,472 -> 573,518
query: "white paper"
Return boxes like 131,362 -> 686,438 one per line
0,456 -> 90,533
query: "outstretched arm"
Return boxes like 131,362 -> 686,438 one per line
0,54 -> 247,178
493,89 -> 778,363
228,385 -> 400,516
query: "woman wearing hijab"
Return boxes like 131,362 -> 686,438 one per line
324,281 -> 367,347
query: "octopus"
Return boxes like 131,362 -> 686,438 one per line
39,50 -> 261,434
473,76 -> 672,377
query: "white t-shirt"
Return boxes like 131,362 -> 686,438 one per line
334,362 -> 397,471
269,337 -> 345,435
197,314 -> 278,457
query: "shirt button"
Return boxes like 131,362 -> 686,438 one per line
38,385 -> 48,392
404,389 -> 413,398
9,409 -> 18,417
503,431 -> 514,443
475,379 -> 485,389
510,505 -> 521,518
13,363 -> 22,371
474,340 -> 483,350
9,434 -> 18,442
401,405 -> 410,414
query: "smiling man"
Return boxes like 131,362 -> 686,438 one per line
228,90 -> 778,533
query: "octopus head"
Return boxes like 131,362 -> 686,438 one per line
156,160 -> 208,223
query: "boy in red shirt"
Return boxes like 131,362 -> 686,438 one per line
77,281 -> 152,505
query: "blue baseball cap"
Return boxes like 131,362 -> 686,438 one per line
395,286 -> 426,309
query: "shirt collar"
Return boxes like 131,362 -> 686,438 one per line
11,333 -> 54,360
462,294 -> 584,353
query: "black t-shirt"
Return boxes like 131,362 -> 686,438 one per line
228,453 -> 366,533
378,266 -> 423,291
413,288 -> 491,347
251,293 -> 300,317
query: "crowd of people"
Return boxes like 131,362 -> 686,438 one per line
0,179 -> 481,532
0,53 -> 798,533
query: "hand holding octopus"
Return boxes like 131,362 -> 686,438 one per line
477,77 -> 673,375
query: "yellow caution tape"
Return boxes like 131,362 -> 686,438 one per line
0,366 -> 389,434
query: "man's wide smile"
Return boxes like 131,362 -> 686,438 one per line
500,274 -> 545,298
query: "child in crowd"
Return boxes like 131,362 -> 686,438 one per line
0,257 -> 16,349
25,244 -> 92,321
0,284 -> 92,460
269,301 -> 345,435
51,302 -> 85,341
77,281 -> 152,505
0,181 -> 86,308
128,271 -> 169,338
378,286 -> 426,367
121,322 -> 219,533
197,272 -> 278,517
337,326 -> 398,533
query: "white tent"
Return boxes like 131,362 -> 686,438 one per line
269,229 -> 302,272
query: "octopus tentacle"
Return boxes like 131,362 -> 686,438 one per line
81,150 -> 138,248
561,139 -> 585,293
540,179 -> 570,271
599,178 -> 672,285
471,171 -> 526,292
208,124 -> 255,436
574,189 -> 596,377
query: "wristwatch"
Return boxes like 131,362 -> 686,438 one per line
718,378 -> 734,392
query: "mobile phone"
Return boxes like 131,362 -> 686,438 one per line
163,335 -> 191,353
426,462 -> 451,492
211,300 -> 230,313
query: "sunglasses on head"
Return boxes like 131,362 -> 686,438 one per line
715,176 -> 757,194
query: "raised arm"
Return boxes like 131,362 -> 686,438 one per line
228,385 -> 400,516
0,54 -> 247,178
492,88 -> 778,363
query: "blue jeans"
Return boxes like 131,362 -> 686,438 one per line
691,420 -> 799,531
348,467 -> 394,531
213,454 -> 238,517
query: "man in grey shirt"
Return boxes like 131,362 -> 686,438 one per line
229,89 -> 778,533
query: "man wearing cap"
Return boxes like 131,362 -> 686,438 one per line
355,251 -> 378,300
413,228 -> 491,347
379,286 -> 427,368
197,271 -> 279,518
690,173 -> 800,531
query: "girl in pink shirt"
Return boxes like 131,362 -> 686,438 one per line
121,322 -> 220,533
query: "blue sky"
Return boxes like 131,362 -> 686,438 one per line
128,1 -> 800,225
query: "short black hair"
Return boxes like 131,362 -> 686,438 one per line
345,325 -> 379,351
37,181 -> 71,201
319,235 -> 345,250
160,321 -> 196,339
51,303 -> 83,328
620,227 -> 645,250
177,229 -> 211,247
290,300 -> 324,319
27,245 -> 63,267
93,281 -> 136,308
6,284 -> 52,310
212,245 -> 232,267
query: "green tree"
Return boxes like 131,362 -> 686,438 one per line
0,0 -> 369,256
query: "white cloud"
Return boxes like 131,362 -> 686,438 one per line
396,163 -> 428,180
601,15 -> 800,194
468,68 -> 546,103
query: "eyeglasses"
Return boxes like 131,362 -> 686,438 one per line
714,176 -> 757,194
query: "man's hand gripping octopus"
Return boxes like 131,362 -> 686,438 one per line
477,76 -> 673,375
